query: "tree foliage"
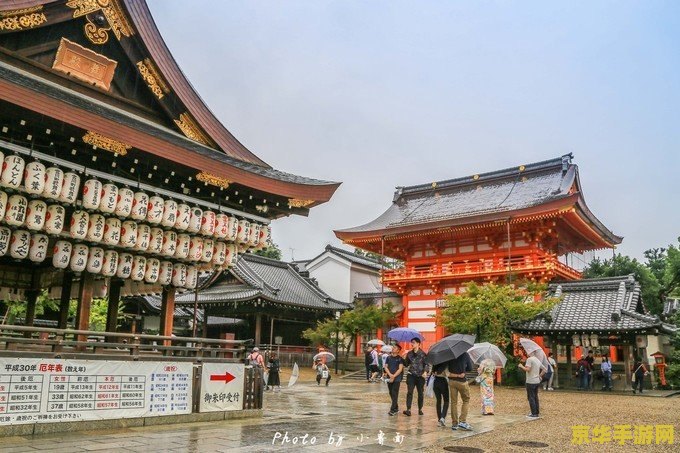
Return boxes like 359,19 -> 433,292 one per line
253,243 -> 282,260
663,239 -> 680,298
353,248 -> 401,270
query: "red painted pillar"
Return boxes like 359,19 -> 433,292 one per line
609,346 -> 617,362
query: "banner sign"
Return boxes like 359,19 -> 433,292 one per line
0,358 -> 192,425
199,363 -> 244,412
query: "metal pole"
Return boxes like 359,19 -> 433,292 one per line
335,318 -> 340,375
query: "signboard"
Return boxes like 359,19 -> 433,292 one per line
199,363 -> 244,412
0,358 -> 192,425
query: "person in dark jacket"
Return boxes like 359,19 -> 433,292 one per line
364,346 -> 373,382
403,337 -> 428,416
632,357 -> 648,394
431,361 -> 450,427
266,353 -> 281,392
576,355 -> 590,390
384,344 -> 405,416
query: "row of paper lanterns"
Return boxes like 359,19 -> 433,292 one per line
0,153 -> 271,246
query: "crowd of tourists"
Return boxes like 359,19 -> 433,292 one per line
575,349 -> 648,393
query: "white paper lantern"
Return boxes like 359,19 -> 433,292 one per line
148,227 -> 163,254
227,216 -> 239,242
135,224 -> 151,251
175,203 -> 191,231
52,240 -> 72,269
5,194 -> 27,227
130,255 -> 146,281
69,243 -> 88,272
23,161 -> 46,195
161,199 -> 178,228
225,243 -> 237,267
258,225 -> 271,248
0,227 -> 10,257
1,155 -> 25,189
161,230 -> 178,257
201,238 -> 215,263
44,205 -> 65,236
248,223 -> 260,246
174,233 -> 190,259
82,179 -> 102,210
187,207 -> 202,233
146,195 -> 164,225
69,210 -> 89,240
158,261 -> 173,286
144,258 -> 160,283
86,247 -> 104,274
59,172 -> 80,204
212,241 -> 227,266
102,250 -> 119,277
215,214 -> 229,239
171,263 -> 187,287
116,253 -> 133,279
28,234 -> 49,263
200,210 -> 216,236
236,219 -> 250,244
120,220 -> 138,248
130,192 -> 149,220
103,217 -> 121,246
188,236 -> 203,261
186,266 -> 198,289
99,183 -> 118,214
86,214 -> 105,243
0,190 -> 7,220
43,167 -> 64,200
25,199 -> 47,231
115,187 -> 134,217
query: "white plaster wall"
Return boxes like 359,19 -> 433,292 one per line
349,266 -> 382,297
307,256 -> 351,303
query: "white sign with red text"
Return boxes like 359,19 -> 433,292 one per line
199,363 -> 244,412
0,358 -> 192,425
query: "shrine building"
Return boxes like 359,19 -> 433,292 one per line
335,154 -> 621,346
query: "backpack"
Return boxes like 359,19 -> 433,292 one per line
542,364 -> 553,382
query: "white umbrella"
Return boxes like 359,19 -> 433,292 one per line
313,351 -> 336,362
367,339 -> 385,346
467,342 -> 507,368
381,345 -> 393,353
519,338 -> 549,368
287,362 -> 299,387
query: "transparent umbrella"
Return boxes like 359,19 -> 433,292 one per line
313,351 -> 336,362
519,338 -> 550,368
367,339 -> 385,346
467,342 -> 507,368
287,363 -> 299,387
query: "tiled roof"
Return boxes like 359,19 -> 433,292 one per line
336,154 -> 621,246
307,245 -> 383,270
138,294 -> 244,325
355,291 -> 401,299
514,275 -> 669,334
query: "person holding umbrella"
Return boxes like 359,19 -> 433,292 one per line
519,349 -> 547,418
467,342 -> 507,417
403,337 -> 429,416
313,359 -> 331,386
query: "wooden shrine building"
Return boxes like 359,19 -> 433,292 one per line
0,0 -> 339,338
335,154 -> 621,346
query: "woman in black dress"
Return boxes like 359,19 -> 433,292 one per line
267,353 -> 281,392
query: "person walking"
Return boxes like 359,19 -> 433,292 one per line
431,362 -> 449,427
267,353 -> 281,392
519,350 -> 547,419
476,358 -> 496,415
576,354 -> 590,390
364,346 -> 373,382
585,350 -> 595,390
632,357 -> 648,394
384,343 -> 405,416
403,337 -> 428,416
544,352 -> 556,391
369,346 -> 380,382
314,359 -> 331,386
601,355 -> 612,391
447,351 -> 474,431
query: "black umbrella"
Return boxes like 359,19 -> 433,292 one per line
425,334 -> 476,366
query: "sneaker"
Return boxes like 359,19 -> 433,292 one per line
458,422 -> 472,431
526,414 -> 540,419
418,410 -> 424,415
402,410 -> 411,416
451,425 -> 458,431
388,411 -> 396,416
438,418 -> 446,427
548,387 -> 554,391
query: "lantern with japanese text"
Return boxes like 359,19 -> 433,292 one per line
131,192 -> 149,220
200,210 -> 216,236
135,224 -> 151,251
227,216 -> 238,242
212,241 -> 227,266
86,214 -> 105,243
131,255 -> 147,281
52,240 -> 72,269
248,223 -> 260,247
215,214 -> 229,239
144,258 -> 160,284
0,191 -> 7,220
59,172 -> 80,204
146,195 -> 164,225
171,263 -> 187,287
175,233 -> 190,260
23,161 -> 46,195
158,261 -> 173,286
120,220 -> 138,248
25,199 -> 47,231
115,187 -> 134,217
187,207 -> 202,233
161,230 -> 178,257
69,210 -> 89,240
102,249 -> 119,277
201,238 -> 215,263
43,167 -> 64,200
175,203 -> 191,231
148,227 -> 163,254
188,236 -> 203,262
69,243 -> 88,272
28,233 -> 49,263
161,199 -> 178,228
103,217 -> 121,246
82,179 -> 102,210
116,253 -> 133,279
1,155 -> 25,189
186,266 -> 198,289
258,224 -> 271,249
236,219 -> 250,244
45,205 -> 65,235
225,243 -> 237,268
5,194 -> 27,226
0,227 -> 10,257
86,247 -> 104,274
99,183 -> 118,214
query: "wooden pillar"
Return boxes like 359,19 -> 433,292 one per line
23,290 -> 39,338
551,340 -> 559,388
254,313 -> 262,346
58,272 -> 73,329
623,344 -> 632,391
202,305 -> 209,338
269,316 -> 274,345
76,273 -> 94,344
159,287 -> 175,345
565,344 -> 572,388
105,280 -> 123,335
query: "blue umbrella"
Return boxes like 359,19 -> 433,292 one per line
387,327 -> 425,343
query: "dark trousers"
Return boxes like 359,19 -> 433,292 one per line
433,376 -> 449,420
406,374 -> 425,411
634,374 -> 644,392
388,381 -> 401,413
316,374 -> 331,385
526,383 -> 540,416
366,365 -> 371,381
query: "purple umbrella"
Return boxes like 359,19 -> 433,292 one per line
387,327 -> 425,343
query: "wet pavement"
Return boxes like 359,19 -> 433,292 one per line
1,380 -> 531,452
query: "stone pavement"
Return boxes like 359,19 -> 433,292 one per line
1,380 -> 531,452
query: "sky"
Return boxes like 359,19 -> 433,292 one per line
148,0 -> 680,265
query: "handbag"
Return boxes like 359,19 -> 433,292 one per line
322,369 -> 329,379
425,375 -> 435,398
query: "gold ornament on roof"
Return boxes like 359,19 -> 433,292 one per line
174,113 -> 211,146
136,58 -> 169,99
82,131 -> 131,155
196,172 -> 231,189
0,6 -> 47,31
66,0 -> 134,45
287,199 -> 315,208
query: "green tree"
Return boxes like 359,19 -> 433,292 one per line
353,248 -> 401,270
644,247 -> 667,283
253,242 -> 282,260
582,254 -> 663,315
663,238 -> 680,298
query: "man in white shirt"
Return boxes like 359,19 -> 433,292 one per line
519,351 -> 547,419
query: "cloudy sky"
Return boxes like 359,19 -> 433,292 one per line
148,0 -> 680,265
